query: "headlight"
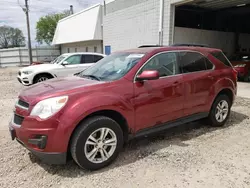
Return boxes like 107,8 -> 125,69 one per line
30,96 -> 68,119
22,70 -> 33,75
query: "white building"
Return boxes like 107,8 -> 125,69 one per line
103,0 -> 250,56
52,4 -> 103,54
53,0 -> 250,57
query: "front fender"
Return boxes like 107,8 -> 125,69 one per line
57,93 -> 134,148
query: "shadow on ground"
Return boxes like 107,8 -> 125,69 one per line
29,110 -> 249,177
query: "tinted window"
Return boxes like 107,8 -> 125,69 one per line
211,51 -> 232,67
205,59 -> 214,70
139,52 -> 179,77
65,55 -> 81,65
179,52 -> 207,73
82,55 -> 94,64
94,55 -> 104,62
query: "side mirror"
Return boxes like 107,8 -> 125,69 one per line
61,61 -> 68,66
136,70 -> 160,81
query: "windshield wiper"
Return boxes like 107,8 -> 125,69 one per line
80,74 -> 101,81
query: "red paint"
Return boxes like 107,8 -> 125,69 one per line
10,46 -> 237,154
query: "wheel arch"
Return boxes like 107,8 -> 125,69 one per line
33,72 -> 55,83
67,109 -> 130,154
210,88 -> 234,111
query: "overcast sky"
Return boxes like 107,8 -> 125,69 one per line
0,0 -> 102,46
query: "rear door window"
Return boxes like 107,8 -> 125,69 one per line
81,55 -> 94,64
179,52 -> 211,73
211,51 -> 232,67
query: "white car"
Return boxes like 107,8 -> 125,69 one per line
17,52 -> 105,86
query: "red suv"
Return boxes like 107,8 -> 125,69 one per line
9,45 -> 237,170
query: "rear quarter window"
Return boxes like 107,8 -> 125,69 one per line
211,51 -> 232,67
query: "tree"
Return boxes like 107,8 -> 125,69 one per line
36,10 -> 70,45
0,26 -> 25,48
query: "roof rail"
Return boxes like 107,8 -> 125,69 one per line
171,43 -> 209,47
138,45 -> 165,48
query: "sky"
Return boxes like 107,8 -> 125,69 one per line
0,0 -> 102,46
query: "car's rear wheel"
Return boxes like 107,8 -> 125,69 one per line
207,94 -> 231,127
70,116 -> 123,170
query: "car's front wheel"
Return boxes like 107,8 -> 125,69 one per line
70,116 -> 123,170
33,74 -> 52,84
207,94 -> 231,127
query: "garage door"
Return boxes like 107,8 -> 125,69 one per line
174,0 -> 250,59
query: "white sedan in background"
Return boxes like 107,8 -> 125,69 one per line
17,52 -> 105,86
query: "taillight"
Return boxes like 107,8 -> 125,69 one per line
232,68 -> 238,81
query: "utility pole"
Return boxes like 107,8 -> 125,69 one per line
23,0 -> 33,64
70,5 -> 74,15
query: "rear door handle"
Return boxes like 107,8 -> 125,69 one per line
172,81 -> 179,86
208,75 -> 214,80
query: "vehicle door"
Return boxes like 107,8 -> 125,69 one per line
178,51 -> 215,116
56,54 -> 82,77
77,55 -> 104,72
133,51 -> 184,132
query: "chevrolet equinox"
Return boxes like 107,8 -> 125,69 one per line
9,45 -> 237,170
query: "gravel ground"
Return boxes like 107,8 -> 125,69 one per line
0,67 -> 250,188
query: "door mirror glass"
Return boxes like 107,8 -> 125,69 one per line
136,70 -> 159,81
61,61 -> 69,66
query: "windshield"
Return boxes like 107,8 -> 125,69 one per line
51,55 -> 67,64
79,52 -> 145,81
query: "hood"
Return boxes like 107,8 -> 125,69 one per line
19,76 -> 104,104
20,63 -> 61,72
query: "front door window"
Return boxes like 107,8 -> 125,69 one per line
64,55 -> 81,65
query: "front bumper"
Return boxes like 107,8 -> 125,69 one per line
9,117 -> 67,165
17,74 -> 33,86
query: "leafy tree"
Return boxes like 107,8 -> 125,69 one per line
0,26 -> 25,48
36,10 -> 70,45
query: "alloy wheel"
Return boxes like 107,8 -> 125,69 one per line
37,77 -> 48,82
84,128 -> 117,164
215,100 -> 229,123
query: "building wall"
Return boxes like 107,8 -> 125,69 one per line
61,40 -> 103,54
103,0 -> 250,55
239,33 -> 250,53
103,0 -> 191,52
103,0 -> 160,53
174,27 -> 236,56
174,27 -> 250,56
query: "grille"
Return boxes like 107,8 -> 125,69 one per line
17,99 -> 29,109
13,114 -> 24,125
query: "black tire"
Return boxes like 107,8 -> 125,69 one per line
33,74 -> 52,84
70,116 -> 124,170
207,94 -> 232,127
